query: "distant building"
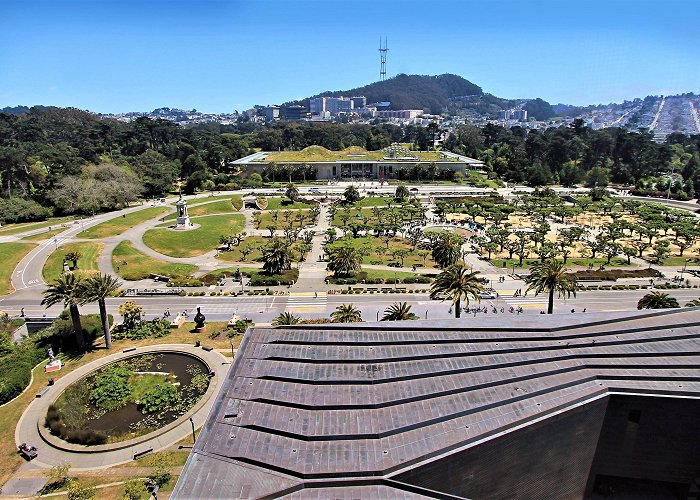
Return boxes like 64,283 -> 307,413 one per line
351,96 -> 367,108
377,109 -> 424,119
232,144 -> 484,181
284,105 -> 309,121
309,97 -> 327,116
498,109 -> 528,121
264,106 -> 279,122
512,109 -> 528,121
325,96 -> 354,115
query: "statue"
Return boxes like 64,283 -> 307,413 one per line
174,191 -> 192,230
194,307 -> 206,331
47,348 -> 55,361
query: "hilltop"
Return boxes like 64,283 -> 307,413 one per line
284,73 -> 514,115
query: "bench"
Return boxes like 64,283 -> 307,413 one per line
170,314 -> 184,328
123,347 -> 136,353
201,346 -> 213,352
133,448 -> 153,460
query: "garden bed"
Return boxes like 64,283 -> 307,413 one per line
571,268 -> 662,281
45,352 -> 210,445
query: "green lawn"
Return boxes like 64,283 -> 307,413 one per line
42,241 -> 103,282
256,209 -> 312,230
327,236 -> 436,268
78,207 -> 170,239
163,199 -> 240,221
143,214 -> 245,258
661,256 -> 699,267
112,241 -> 198,280
263,197 -> 316,210
0,218 -> 73,236
0,243 -> 35,295
351,197 -> 394,208
185,193 -> 243,209
217,235 -> 304,263
21,227 -> 69,242
217,236 -> 267,263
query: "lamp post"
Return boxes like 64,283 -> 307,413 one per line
189,417 -> 196,445
681,259 -> 688,280
229,337 -> 235,359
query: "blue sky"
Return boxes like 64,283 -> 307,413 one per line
0,0 -> 698,113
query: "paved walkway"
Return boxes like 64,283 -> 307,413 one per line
14,345 -> 228,471
293,203 -> 330,291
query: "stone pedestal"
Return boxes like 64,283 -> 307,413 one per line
174,196 -> 193,230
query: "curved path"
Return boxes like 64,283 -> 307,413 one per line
15,344 -> 228,470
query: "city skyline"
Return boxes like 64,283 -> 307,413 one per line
1,0 -> 699,113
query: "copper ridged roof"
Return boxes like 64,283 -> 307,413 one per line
173,309 -> 700,499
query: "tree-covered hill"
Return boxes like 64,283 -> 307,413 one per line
523,98 -> 557,120
285,74 -> 487,115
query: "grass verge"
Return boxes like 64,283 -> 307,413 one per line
143,214 -> 245,258
112,241 -> 198,280
0,243 -> 35,295
78,207 -> 170,239
42,242 -> 103,282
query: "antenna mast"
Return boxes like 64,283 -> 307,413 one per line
379,37 -> 388,81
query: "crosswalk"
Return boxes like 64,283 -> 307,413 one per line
286,292 -> 327,312
484,290 -> 547,309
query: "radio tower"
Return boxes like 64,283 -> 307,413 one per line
379,37 -> 388,81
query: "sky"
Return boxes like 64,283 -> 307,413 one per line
1,0 -> 698,113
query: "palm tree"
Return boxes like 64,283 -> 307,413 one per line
41,273 -> 86,351
272,312 -> 301,326
431,234 -> 463,269
81,273 -> 122,349
381,302 -> 419,321
525,259 -> 578,314
331,304 -> 362,323
430,262 -> 484,318
261,238 -> 292,275
327,246 -> 361,277
638,291 -> 680,309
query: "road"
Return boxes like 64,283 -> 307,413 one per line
3,287 -> 699,325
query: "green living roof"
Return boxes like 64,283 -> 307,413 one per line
261,145 -> 457,163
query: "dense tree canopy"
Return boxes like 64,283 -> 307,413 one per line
2,106 -> 699,222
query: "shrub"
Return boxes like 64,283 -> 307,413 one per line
139,383 -> 179,414
112,319 -> 170,341
90,367 -> 132,410
67,480 -> 96,500
148,454 -> 173,487
45,405 -> 107,445
121,479 -> 148,500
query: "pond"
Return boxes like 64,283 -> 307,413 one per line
46,352 -> 210,445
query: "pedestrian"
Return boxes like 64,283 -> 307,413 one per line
571,308 -> 575,313
20,308 -> 25,317
314,292 -> 318,299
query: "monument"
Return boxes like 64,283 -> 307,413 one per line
193,307 -> 206,332
174,193 -> 192,229
45,348 -> 62,373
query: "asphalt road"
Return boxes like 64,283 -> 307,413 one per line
3,288 -> 699,324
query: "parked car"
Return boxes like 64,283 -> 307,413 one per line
477,291 -> 497,300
